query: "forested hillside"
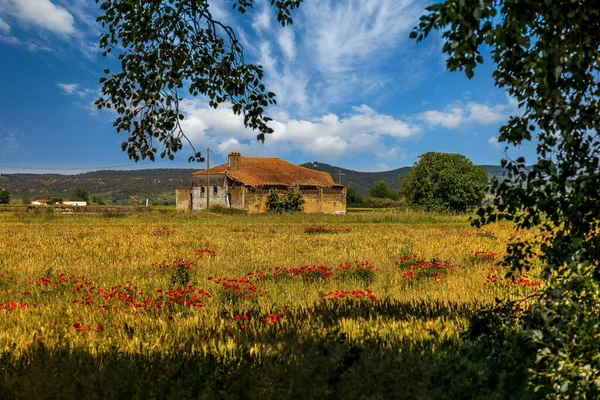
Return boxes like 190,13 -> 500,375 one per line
0,164 -> 507,204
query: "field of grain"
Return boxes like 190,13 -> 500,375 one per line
0,209 -> 541,398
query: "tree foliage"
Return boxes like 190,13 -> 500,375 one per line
414,1 -> 600,396
346,187 -> 365,207
75,188 -> 90,203
401,152 -> 487,213
265,189 -> 305,213
0,189 -> 10,205
95,0 -> 303,162
368,181 -> 399,200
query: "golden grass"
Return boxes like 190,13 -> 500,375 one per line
0,209 -> 542,398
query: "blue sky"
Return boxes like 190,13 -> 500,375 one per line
0,0 -> 533,174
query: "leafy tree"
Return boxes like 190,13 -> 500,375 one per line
401,152 -> 487,213
368,181 -> 399,200
414,1 -> 600,396
0,189 -> 10,204
266,189 -> 305,212
74,188 -> 89,203
96,0 -> 302,163
346,187 -> 364,207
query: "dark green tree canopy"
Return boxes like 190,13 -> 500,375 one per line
414,2 -> 600,396
95,0 -> 303,163
0,189 -> 10,205
74,188 -> 89,203
401,152 -> 487,213
346,187 -> 364,207
413,1 -> 600,273
368,181 -> 398,200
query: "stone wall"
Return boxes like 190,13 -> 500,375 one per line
176,188 -> 191,210
189,175 -> 229,210
181,181 -> 346,213
244,186 -> 346,214
245,191 -> 270,213
303,187 -> 346,214
191,185 -> 229,210
229,185 -> 246,210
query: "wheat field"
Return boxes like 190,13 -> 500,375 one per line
0,209 -> 541,398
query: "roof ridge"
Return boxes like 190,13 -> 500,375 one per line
190,157 -> 340,187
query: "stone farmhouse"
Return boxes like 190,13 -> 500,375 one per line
176,152 -> 346,214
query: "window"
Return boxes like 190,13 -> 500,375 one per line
200,187 -> 205,194
213,186 -> 218,194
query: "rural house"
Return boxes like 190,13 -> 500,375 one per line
176,152 -> 346,214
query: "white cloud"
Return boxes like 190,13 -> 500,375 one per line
0,15 -> 20,45
172,94 -> 521,164
252,2 -> 271,32
278,28 -> 295,60
57,83 -> 93,97
305,0 -> 419,75
421,107 -> 464,129
58,83 -> 80,95
489,136 -> 502,150
7,0 -> 76,35
177,99 -> 419,163
0,1 -> 101,57
60,0 -> 99,36
0,131 -> 18,154
420,98 -> 518,129
27,42 -> 51,52
0,35 -> 20,45
0,17 -> 10,33
243,0 -> 431,117
206,0 -> 230,23
0,28 -> 52,51
467,103 -> 507,125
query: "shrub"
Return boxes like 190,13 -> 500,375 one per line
265,189 -> 305,212
363,197 -> 404,209
0,190 -> 10,205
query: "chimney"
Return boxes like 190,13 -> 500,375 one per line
228,152 -> 241,171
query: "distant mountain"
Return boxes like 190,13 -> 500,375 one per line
301,162 -> 508,196
0,163 -> 508,204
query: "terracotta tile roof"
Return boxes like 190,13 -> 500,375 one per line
192,157 -> 341,187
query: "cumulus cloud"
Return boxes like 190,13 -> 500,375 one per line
421,107 -> 464,129
177,99 -> 419,163
6,0 -> 76,35
420,98 -> 517,129
162,93 -> 522,164
467,103 -> 508,125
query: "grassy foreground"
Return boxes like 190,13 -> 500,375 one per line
0,209 -> 541,399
